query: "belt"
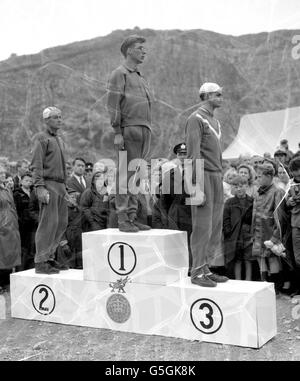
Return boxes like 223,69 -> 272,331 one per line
44,176 -> 65,184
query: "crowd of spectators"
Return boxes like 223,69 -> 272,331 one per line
1,139 -> 300,297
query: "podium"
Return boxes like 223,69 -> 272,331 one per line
10,229 -> 277,348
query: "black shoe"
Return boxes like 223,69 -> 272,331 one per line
191,274 -> 217,287
118,221 -> 139,233
35,262 -> 60,275
50,260 -> 69,271
131,220 -> 151,230
207,273 -> 229,283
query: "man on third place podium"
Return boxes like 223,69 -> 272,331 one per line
107,35 -> 152,233
185,83 -> 229,287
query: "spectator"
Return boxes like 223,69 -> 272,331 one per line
276,163 -> 291,192
252,164 -> 285,293
13,172 -> 35,270
274,149 -> 288,166
263,152 -> 272,160
223,175 -> 254,280
13,159 -> 30,191
161,143 -> 193,275
237,163 -> 258,198
67,157 -> 87,197
80,169 -> 110,232
60,189 -> 82,269
285,157 -> 300,296
280,139 -> 294,163
223,167 -> 238,201
85,162 -> 94,184
0,165 -> 21,292
4,172 -> 14,193
65,161 -> 73,179
250,156 -> 264,172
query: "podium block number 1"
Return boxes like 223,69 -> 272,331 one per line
108,242 -> 137,276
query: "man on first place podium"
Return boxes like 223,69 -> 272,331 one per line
185,83 -> 229,287
106,35 -> 152,233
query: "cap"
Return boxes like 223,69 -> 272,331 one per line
280,139 -> 288,144
67,187 -> 78,195
42,106 -> 61,119
274,149 -> 287,157
173,142 -> 187,155
199,82 -> 222,95
85,162 -> 93,171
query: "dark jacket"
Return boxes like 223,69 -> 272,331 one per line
160,166 -> 192,233
80,173 -> 109,231
223,195 -> 253,264
30,129 -> 67,187
13,187 -> 35,236
67,175 -> 87,195
106,64 -> 152,134
252,183 -> 285,257
0,185 -> 21,269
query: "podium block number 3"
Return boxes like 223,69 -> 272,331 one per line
190,298 -> 223,334
108,242 -> 137,276
31,285 -> 56,315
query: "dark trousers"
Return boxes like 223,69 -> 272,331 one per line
35,181 -> 68,264
292,227 -> 300,268
116,126 -> 151,223
190,171 -> 224,275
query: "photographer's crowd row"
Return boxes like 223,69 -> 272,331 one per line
1,138 -> 300,296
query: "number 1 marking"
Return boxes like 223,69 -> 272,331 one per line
119,244 -> 125,271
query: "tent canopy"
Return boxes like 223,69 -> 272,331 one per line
223,107 -> 300,159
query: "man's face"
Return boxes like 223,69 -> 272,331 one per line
292,168 -> 300,183
128,42 -> 146,64
256,171 -> 272,187
231,183 -> 247,198
207,91 -> 223,108
275,155 -> 286,165
45,112 -> 62,130
21,175 -> 32,189
278,166 -> 289,183
19,162 -> 29,176
238,167 -> 250,181
0,167 -> 6,184
73,160 -> 85,176
5,176 -> 14,189
177,151 -> 187,163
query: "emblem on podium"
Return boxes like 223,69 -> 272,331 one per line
106,294 -> 131,324
109,276 -> 131,293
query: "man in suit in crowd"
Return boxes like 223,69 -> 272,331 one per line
13,159 -> 30,191
67,157 -> 88,197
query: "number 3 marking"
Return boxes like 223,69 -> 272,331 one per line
199,302 -> 214,329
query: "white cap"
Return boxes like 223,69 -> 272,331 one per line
199,82 -> 222,95
42,106 -> 61,119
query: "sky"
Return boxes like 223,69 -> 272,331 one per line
1,0 -> 300,61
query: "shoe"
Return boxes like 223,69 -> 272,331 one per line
131,220 -> 151,230
207,273 -> 229,283
50,260 -> 69,271
118,220 -> 139,233
35,262 -> 60,275
191,274 -> 217,287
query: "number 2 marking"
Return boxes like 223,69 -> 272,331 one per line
39,287 -> 49,312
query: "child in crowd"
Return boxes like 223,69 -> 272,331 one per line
286,157 -> 300,295
223,175 -> 254,280
252,164 -> 285,293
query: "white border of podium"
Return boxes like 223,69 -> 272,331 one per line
10,229 -> 277,348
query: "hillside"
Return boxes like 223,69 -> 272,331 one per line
0,27 -> 299,162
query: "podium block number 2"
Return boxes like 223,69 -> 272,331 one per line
190,298 -> 223,335
108,242 -> 137,276
32,285 -> 56,315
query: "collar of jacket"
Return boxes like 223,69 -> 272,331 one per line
257,183 -> 273,195
123,63 -> 141,75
